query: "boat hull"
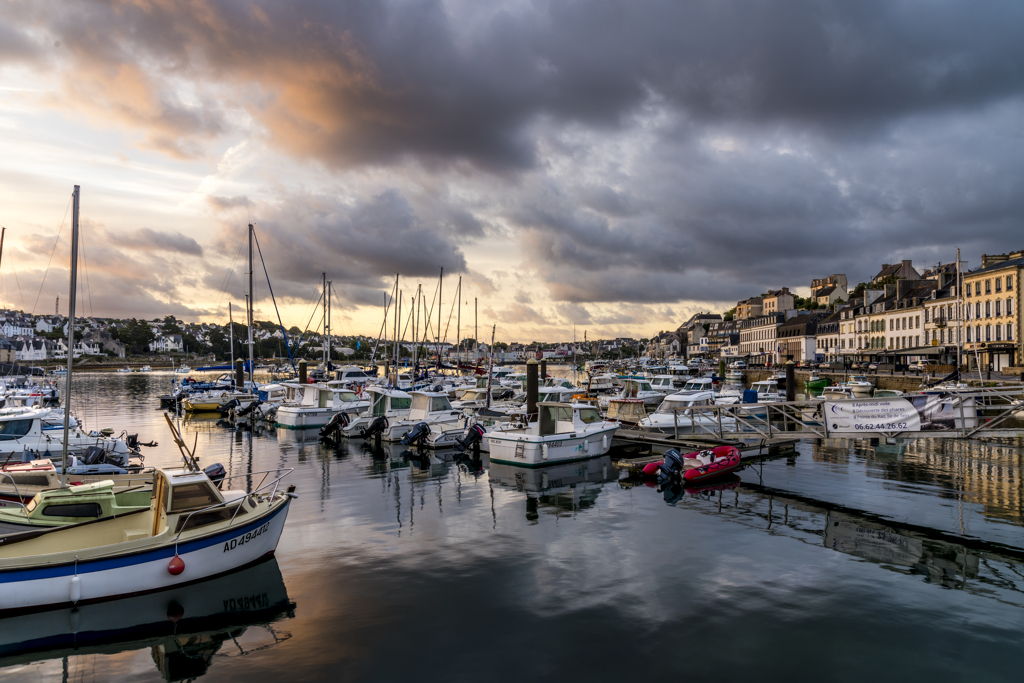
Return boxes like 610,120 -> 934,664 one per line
0,497 -> 291,615
488,427 -> 617,467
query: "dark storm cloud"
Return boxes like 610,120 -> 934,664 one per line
11,0 -> 1024,316
211,189 -> 467,308
109,227 -> 204,256
16,0 -> 1024,169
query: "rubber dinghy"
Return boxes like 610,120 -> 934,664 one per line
641,445 -> 742,484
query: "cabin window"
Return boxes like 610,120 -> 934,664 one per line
372,395 -> 387,416
175,505 -> 246,533
41,502 -> 102,518
9,474 -> 50,487
337,392 -> 358,402
0,419 -> 33,440
169,482 -> 221,512
430,397 -> 452,412
578,409 -> 602,424
391,397 -> 411,410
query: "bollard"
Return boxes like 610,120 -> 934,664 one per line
526,358 -> 539,420
298,359 -> 307,384
235,359 -> 244,390
785,361 -> 795,402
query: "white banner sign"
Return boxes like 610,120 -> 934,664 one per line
824,399 -> 922,433
824,394 -> 976,434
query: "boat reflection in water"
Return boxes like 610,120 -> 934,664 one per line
0,558 -> 295,680
488,455 -> 618,521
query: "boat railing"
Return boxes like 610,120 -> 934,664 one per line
0,472 -> 28,512
656,385 -> 1024,440
173,467 -> 294,543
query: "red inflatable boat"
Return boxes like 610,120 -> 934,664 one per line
641,445 -> 742,484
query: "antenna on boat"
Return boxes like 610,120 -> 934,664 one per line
59,186 -> 79,489
164,412 -> 200,471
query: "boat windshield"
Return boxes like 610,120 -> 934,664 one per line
0,418 -> 33,440
391,397 -> 412,410
430,397 -> 453,412
335,392 -> 359,402
756,384 -> 775,394
578,408 -> 602,424
640,382 -> 653,392
682,381 -> 706,391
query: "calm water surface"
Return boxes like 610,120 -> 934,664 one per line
3,372 -> 1024,681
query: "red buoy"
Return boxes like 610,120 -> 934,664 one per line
168,555 -> 185,575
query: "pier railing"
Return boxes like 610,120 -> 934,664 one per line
655,386 -> 1024,440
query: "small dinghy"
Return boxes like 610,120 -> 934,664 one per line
641,445 -> 742,484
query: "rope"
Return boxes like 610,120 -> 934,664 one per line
30,193 -> 72,314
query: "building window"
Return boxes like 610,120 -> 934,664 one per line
986,301 -> 991,317
939,329 -> 944,343
915,335 -> 919,347
976,282 -> 981,295
986,325 -> 991,342
966,285 -> 972,298
915,315 -> 920,328
889,319 -> 894,331
986,280 -> 991,294
967,327 -> 972,342
1008,298 -> 1013,316
996,325 -> 1002,341
925,309 -> 930,323
996,300 -> 1002,316
996,278 -> 1002,293
976,325 -> 981,342
976,302 -> 982,318
1008,324 -> 1014,341
1007,275 -> 1013,291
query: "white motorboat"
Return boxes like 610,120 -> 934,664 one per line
340,386 -> 413,437
598,378 -> 664,410
749,380 -> 783,402
635,391 -> 737,434
381,390 -> 461,442
586,373 -> 617,392
0,409 -> 136,465
274,383 -> 370,429
842,375 -> 874,397
487,402 -> 619,467
139,365 -> 152,372
677,377 -> 716,395
424,409 -> 512,451
648,375 -> 677,395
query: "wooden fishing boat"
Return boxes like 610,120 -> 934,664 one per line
0,464 -> 294,614
0,479 -> 152,531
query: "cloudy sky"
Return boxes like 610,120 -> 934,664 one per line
1,0 -> 1022,342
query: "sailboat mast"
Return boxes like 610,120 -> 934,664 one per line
60,186 -> 80,488
474,297 -> 478,361
247,224 -> 255,388
956,247 -> 963,373
437,267 -> 443,369
229,302 -> 235,385
456,276 -> 462,360
327,278 -> 332,375
393,275 -> 399,376
412,291 -> 418,373
321,272 -> 327,369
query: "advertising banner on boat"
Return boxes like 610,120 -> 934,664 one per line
823,394 -> 977,434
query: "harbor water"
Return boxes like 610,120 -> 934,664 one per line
3,372 -> 1024,681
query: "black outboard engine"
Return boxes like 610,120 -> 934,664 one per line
455,424 -> 486,453
401,422 -> 431,446
217,398 -> 241,416
364,416 -> 389,439
319,411 -> 351,439
237,399 -> 263,417
656,448 -> 685,483
204,462 -> 227,489
82,445 -> 106,466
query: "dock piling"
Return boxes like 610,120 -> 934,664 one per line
526,358 -> 539,420
299,359 -> 307,384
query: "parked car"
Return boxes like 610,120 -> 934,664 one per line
867,363 -> 879,371
850,363 -> 861,370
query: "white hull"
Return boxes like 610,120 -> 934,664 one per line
275,405 -> 364,429
0,499 -> 290,613
382,415 -> 460,442
488,427 -> 617,466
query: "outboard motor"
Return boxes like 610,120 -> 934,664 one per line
401,422 -> 431,446
81,445 -> 106,466
455,424 -> 486,453
656,448 -> 685,482
204,462 -> 227,489
217,398 -> 241,416
319,412 -> 351,439
363,416 -> 389,439
237,399 -> 263,417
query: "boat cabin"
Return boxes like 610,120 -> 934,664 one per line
679,377 -> 715,393
367,387 -> 413,416
536,402 -> 605,435
0,479 -> 152,530
649,376 -> 675,392
653,391 -> 715,413
408,391 -> 457,420
334,366 -> 372,383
